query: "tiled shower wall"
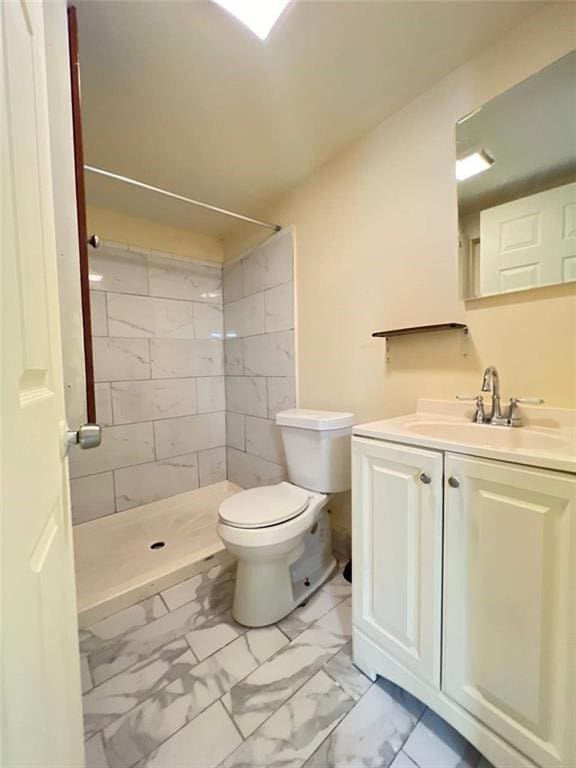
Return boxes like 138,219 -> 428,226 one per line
69,242 -> 226,524
223,230 -> 296,487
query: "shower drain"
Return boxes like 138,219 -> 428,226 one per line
149,541 -> 166,550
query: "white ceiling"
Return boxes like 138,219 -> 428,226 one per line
77,0 -> 544,237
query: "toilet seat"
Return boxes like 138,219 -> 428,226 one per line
219,482 -> 310,529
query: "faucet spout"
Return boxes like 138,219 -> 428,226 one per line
481,366 -> 506,424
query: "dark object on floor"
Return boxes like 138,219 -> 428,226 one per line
343,560 -> 352,583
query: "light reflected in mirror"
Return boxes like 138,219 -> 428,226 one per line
457,50 -> 576,299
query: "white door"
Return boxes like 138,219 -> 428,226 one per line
1,1 -> 85,765
443,453 -> 575,768
352,438 -> 443,687
480,181 -> 576,294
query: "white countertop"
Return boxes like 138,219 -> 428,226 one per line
353,399 -> 576,474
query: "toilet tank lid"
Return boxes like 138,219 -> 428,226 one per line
276,409 -> 355,431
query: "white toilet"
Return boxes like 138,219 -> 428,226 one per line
217,409 -> 354,627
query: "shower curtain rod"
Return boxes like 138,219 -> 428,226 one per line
84,165 -> 282,233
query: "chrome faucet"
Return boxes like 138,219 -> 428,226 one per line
481,366 -> 508,426
457,367 -> 544,426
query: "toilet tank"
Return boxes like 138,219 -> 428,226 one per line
276,409 -> 355,493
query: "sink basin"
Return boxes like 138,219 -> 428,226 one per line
403,420 -> 571,453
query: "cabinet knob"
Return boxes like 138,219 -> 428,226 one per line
419,473 -> 432,485
448,476 -> 460,488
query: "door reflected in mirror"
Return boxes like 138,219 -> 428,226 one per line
456,50 -> 576,299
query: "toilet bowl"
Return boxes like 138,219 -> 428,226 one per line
218,409 -> 354,627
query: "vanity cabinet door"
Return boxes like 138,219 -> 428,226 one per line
352,437 -> 443,688
443,453 -> 575,768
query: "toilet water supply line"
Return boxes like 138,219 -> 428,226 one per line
84,165 -> 282,233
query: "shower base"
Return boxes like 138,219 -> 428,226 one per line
74,480 -> 241,628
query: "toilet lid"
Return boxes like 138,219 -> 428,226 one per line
219,483 -> 310,529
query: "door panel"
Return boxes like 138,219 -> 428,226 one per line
352,438 -> 443,687
443,454 -> 575,768
1,1 -> 84,764
480,181 -> 576,294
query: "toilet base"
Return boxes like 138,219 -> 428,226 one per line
231,507 -> 336,627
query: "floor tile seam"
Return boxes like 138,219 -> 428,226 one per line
397,706 -> 428,763
106,629 -> 289,768
83,644 -> 202,743
215,666 -> 357,768
87,598 -> 232,673
222,640 -> 350,742
182,620 -> 249,661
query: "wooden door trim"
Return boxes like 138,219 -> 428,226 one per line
67,5 -> 96,423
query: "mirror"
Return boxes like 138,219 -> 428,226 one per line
457,50 -> 576,299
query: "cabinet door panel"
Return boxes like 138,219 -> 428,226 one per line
352,438 -> 443,687
443,454 -> 575,768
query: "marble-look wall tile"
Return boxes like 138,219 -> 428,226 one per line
225,377 -> 267,417
226,447 -> 287,490
243,330 -> 294,377
264,281 -> 294,333
242,233 -> 293,296
197,376 -> 226,413
69,422 -> 155,478
223,259 -> 242,304
267,376 -> 296,418
140,700 -> 242,768
111,378 -> 197,424
90,291 -> 108,336
93,338 -> 151,382
70,472 -> 116,524
304,679 -> 425,768
89,246 -> 148,296
114,454 -> 199,511
107,294 -> 196,339
148,255 -> 221,303
223,671 -> 354,768
245,416 -> 286,465
224,338 -> 243,375
226,412 -> 245,451
154,412 -> 225,459
73,245 -> 226,525
150,338 -> 223,378
95,383 -> 113,426
224,293 -> 265,338
199,447 -> 227,487
194,302 -> 224,339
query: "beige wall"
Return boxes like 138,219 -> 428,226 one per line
223,3 -> 576,532
87,205 -> 223,263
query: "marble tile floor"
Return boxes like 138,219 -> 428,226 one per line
82,562 -> 495,768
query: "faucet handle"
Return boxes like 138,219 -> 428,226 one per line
508,397 -> 545,427
456,394 -> 486,423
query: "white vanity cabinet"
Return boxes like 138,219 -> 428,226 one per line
352,436 -> 576,768
443,454 -> 574,768
351,438 -> 443,687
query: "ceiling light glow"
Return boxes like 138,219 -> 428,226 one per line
456,150 -> 494,181
212,0 -> 291,40
88,273 -> 103,282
